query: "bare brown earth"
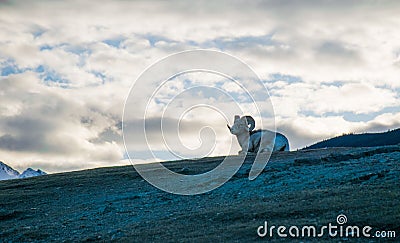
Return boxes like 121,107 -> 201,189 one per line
0,146 -> 399,242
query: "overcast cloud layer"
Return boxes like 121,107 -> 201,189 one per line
0,0 -> 399,173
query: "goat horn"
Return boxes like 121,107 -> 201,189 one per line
245,116 -> 255,131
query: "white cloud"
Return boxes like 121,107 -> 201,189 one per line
271,82 -> 399,117
0,72 -> 124,172
0,0 -> 399,171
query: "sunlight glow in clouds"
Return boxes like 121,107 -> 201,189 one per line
0,0 -> 399,172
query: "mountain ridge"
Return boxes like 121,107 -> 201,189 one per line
0,161 -> 46,180
304,128 -> 400,149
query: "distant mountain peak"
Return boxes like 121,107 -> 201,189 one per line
19,168 -> 47,179
0,161 -> 20,181
0,162 -> 46,181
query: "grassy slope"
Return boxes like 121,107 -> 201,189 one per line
0,146 -> 399,242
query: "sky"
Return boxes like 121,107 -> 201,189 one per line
0,0 -> 399,173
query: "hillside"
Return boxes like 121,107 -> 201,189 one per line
0,146 -> 399,242
304,128 -> 400,149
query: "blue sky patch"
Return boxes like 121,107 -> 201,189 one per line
1,59 -> 24,76
143,34 -> 177,47
39,45 -> 53,51
1,64 -> 20,76
91,70 -> 108,84
200,34 -> 275,50
267,73 -> 302,83
103,37 -> 126,48
32,27 -> 46,39
40,68 -> 69,87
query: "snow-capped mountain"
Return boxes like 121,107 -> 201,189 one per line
0,161 -> 20,180
19,168 -> 47,178
0,161 -> 47,181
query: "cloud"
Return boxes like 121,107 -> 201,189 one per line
270,82 -> 399,117
1,0 -> 400,87
0,0 -> 399,171
0,72 -> 123,172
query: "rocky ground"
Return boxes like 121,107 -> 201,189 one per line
0,146 -> 399,242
